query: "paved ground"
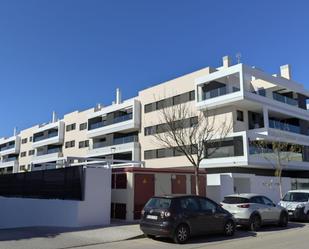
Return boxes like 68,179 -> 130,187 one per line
0,222 -> 308,249
0,221 -> 142,249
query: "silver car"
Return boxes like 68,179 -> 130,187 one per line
221,194 -> 288,231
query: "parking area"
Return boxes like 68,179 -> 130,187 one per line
0,222 -> 308,249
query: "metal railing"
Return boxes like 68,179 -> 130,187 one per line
269,119 -> 301,134
0,144 -> 15,151
273,92 -> 298,106
92,135 -> 138,149
33,131 -> 58,142
202,86 -> 228,101
89,113 -> 133,130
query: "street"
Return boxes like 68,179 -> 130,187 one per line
0,222 -> 308,249
72,222 -> 308,249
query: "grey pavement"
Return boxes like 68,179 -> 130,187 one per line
84,222 -> 309,249
0,221 -> 142,249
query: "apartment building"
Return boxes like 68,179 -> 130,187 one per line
1,56 -> 309,204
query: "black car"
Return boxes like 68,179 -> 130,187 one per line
140,195 -> 235,244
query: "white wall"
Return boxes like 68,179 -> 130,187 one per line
0,167 -> 111,229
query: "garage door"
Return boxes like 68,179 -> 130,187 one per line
171,175 -> 187,194
134,174 -> 155,219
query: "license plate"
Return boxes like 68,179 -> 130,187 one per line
146,215 -> 158,220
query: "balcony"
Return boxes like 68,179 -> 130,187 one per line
87,99 -> 141,138
32,121 -> 65,148
272,92 -> 298,107
32,149 -> 63,165
268,119 -> 301,135
87,138 -> 140,160
93,135 -> 138,149
0,159 -> 18,171
0,136 -> 20,156
89,113 -> 133,130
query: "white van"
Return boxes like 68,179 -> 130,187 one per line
278,190 -> 309,221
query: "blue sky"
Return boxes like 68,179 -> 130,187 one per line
0,0 -> 308,137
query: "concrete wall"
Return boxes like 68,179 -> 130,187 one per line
0,167 -> 111,229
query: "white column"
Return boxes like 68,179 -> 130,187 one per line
263,106 -> 269,129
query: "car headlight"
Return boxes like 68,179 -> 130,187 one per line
296,203 -> 305,208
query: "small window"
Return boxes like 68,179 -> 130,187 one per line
173,95 -> 182,105
79,122 -> 87,130
19,165 -> 26,171
190,116 -> 198,126
66,123 -> 76,132
199,198 -> 217,212
156,100 -> 166,110
237,110 -> 244,121
189,90 -> 195,101
157,148 -> 166,158
79,140 -> 89,148
20,152 -> 27,157
144,150 -> 156,159
65,140 -> 75,148
180,197 -> 199,211
144,103 -> 153,113
28,150 -> 35,156
144,126 -> 156,136
29,136 -> 33,142
22,138 -> 27,144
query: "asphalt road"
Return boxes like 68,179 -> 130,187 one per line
80,222 -> 309,249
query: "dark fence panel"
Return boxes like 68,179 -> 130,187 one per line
0,166 -> 84,200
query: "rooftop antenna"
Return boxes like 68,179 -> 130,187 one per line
236,52 -> 242,64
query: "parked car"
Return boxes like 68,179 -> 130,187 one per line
278,190 -> 309,221
221,193 -> 288,231
140,195 -> 235,244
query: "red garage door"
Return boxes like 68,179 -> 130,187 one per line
191,175 -> 206,196
134,174 -> 155,219
171,175 -> 187,194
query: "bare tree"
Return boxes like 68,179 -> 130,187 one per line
151,102 -> 232,195
253,138 -> 302,199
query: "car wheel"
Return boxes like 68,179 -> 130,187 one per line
249,214 -> 261,231
224,220 -> 235,236
173,224 -> 190,244
279,212 -> 288,227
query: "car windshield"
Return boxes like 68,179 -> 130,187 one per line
222,197 -> 249,204
283,192 -> 309,202
145,198 -> 172,209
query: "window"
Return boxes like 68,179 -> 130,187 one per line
180,197 -> 199,211
144,150 -> 156,159
144,103 -> 153,113
190,116 -> 198,126
237,110 -> 244,121
22,138 -> 27,144
79,122 -> 87,130
261,196 -> 274,206
199,198 -> 217,212
156,99 -> 166,110
19,165 -> 26,171
157,148 -> 166,158
66,123 -> 76,132
79,140 -> 89,148
144,126 -> 156,136
28,150 -> 35,156
250,196 -> 264,204
29,136 -> 33,142
189,90 -> 195,101
173,95 -> 182,105
111,174 -> 127,189
20,152 -> 26,157
65,140 -> 75,148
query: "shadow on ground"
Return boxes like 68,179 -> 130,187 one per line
151,222 -> 306,244
0,219 -> 139,242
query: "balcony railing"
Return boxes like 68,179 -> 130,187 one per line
249,146 -> 303,162
89,113 -> 133,130
92,135 -> 138,149
273,92 -> 298,107
0,144 -> 15,151
269,119 -> 301,134
202,86 -> 227,101
37,148 -> 62,156
2,157 -> 17,163
33,131 -> 58,142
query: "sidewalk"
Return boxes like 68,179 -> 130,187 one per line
0,221 -> 143,249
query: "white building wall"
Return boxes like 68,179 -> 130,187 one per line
0,167 -> 111,229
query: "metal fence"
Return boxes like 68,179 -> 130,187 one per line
0,166 -> 84,200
